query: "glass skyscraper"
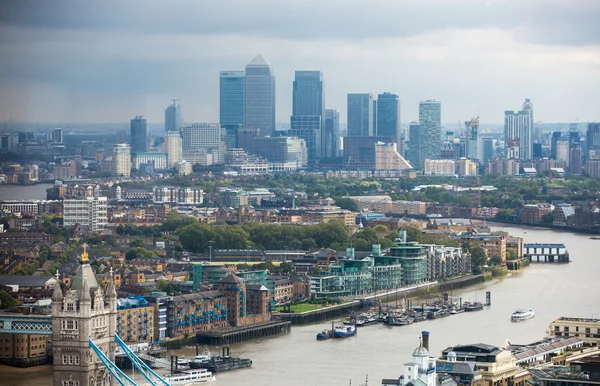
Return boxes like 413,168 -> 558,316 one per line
419,100 -> 442,162
504,98 -> 533,161
325,109 -> 340,158
130,116 -> 148,154
407,122 -> 423,169
165,100 -> 182,133
244,54 -> 275,135
220,71 -> 245,147
290,71 -> 325,162
376,92 -> 400,141
347,94 -> 373,137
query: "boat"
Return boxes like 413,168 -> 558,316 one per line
355,315 -> 379,327
511,309 -> 535,322
316,328 -> 333,341
174,357 -> 191,371
188,349 -> 213,369
411,314 -> 427,323
197,355 -> 252,373
164,369 -> 216,385
333,324 -> 356,338
590,236 -> 600,240
464,302 -> 484,312
386,315 -> 413,326
450,306 -> 465,314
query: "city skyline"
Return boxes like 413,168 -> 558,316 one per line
0,0 -> 598,124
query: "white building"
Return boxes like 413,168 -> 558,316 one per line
381,334 -> 437,386
153,186 -> 203,205
504,98 -> 533,161
556,141 -> 570,166
63,196 -> 108,233
175,160 -> 193,176
375,142 -> 412,171
112,144 -> 131,177
132,152 -> 167,169
165,131 -> 182,168
424,159 -> 456,176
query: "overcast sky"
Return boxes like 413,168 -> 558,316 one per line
0,0 -> 599,125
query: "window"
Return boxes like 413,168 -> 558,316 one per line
62,381 -> 79,386
67,302 -> 74,311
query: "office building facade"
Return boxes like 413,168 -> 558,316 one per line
325,109 -> 340,158
182,123 -> 225,164
465,117 -> 479,161
586,122 -> 600,159
504,98 -> 533,161
164,101 -> 182,133
291,71 -> 325,162
376,92 -> 400,142
220,70 -> 245,147
419,100 -> 442,162
244,54 -> 276,135
130,116 -> 148,154
290,115 -> 321,164
407,122 -> 423,169
347,94 -> 374,136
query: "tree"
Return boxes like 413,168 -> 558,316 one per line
495,210 -> 513,222
0,290 -> 20,309
470,246 -> 488,274
489,254 -> 503,266
542,212 -> 554,224
506,248 -> 518,261
129,239 -> 145,248
334,197 -> 358,212
403,226 -> 424,243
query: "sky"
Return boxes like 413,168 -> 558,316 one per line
0,0 -> 599,126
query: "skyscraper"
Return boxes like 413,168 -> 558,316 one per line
130,116 -> 148,154
290,71 -> 325,162
419,100 -> 442,162
325,109 -> 340,158
165,131 -> 182,168
244,54 -> 275,135
586,122 -> 600,158
53,127 -> 63,143
165,100 -> 182,132
347,94 -> 373,136
551,131 -> 562,160
112,143 -> 131,177
504,98 -> 533,161
376,92 -> 400,142
407,122 -> 423,169
465,117 -> 479,161
220,71 -> 245,147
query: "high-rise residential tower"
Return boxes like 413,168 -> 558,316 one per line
586,122 -> 600,158
347,94 -> 374,137
419,100 -> 442,162
465,117 -> 479,161
165,131 -> 182,168
376,92 -> 400,142
220,70 -> 245,147
130,116 -> 148,154
244,54 -> 276,135
325,109 -> 340,158
112,143 -> 131,177
504,98 -> 533,161
290,70 -> 325,163
165,100 -> 182,133
551,131 -> 562,160
407,122 -> 423,169
53,127 -> 63,143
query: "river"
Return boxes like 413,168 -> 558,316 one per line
0,184 -> 54,200
6,224 -> 600,386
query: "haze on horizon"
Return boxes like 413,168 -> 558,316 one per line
0,0 -> 598,126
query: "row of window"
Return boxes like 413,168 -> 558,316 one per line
62,355 -> 80,365
62,320 -> 79,330
62,381 -> 79,386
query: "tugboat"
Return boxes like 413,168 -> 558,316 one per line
316,328 -> 333,341
333,324 -> 357,338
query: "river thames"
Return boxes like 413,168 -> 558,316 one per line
5,224 -> 600,386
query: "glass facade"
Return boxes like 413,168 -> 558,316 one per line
220,70 -> 244,147
244,55 -> 275,135
130,116 -> 148,154
419,100 -> 441,162
376,92 -> 400,141
325,109 -> 340,158
292,71 -> 324,162
388,242 -> 428,285
290,115 -> 322,164
347,94 -> 373,136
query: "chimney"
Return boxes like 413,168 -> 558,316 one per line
421,331 -> 430,351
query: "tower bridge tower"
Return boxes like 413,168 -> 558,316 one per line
52,244 -> 117,386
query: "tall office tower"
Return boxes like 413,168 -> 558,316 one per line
130,116 -> 148,154
373,100 -> 378,135
290,70 -> 325,162
533,143 -> 543,158
244,54 -> 276,135
504,98 -> 533,161
407,122 -> 423,169
570,142 -> 582,175
551,131 -> 562,160
419,100 -> 442,161
165,131 -> 182,168
464,117 -> 479,161
112,143 -> 131,177
556,140 -> 570,165
376,92 -> 400,142
165,100 -> 182,132
347,94 -> 374,136
586,122 -> 600,158
220,70 -> 245,148
481,138 -> 494,164
53,127 -> 63,143
325,109 -> 340,158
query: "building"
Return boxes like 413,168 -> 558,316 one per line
343,135 -> 394,170
441,343 -> 516,386
132,152 -> 167,170
458,233 -> 506,263
165,131 -> 182,168
375,143 -> 412,171
290,115 -> 322,165
153,186 -> 203,205
53,127 -> 63,143
521,204 -> 553,223
0,199 -> 62,216
0,332 -> 50,366
238,128 -> 307,169
116,295 -> 155,343
130,116 -> 148,154
175,160 -> 193,176
586,122 -> 600,159
182,123 -> 225,164
424,159 -> 455,176
551,131 -> 562,160
465,117 -> 479,161
486,158 -> 520,176
220,70 -> 245,147
585,159 -> 600,177
420,100 -> 442,162
381,336 -> 437,386
165,100 -> 182,132
553,203 -> 575,226
112,143 -> 131,177
291,70 -> 325,161
51,246 -> 117,386
547,317 -> 600,344
407,122 -> 424,169
504,98 -> 533,161
63,196 -> 108,233
570,142 -> 582,175
325,109 -> 340,158
166,291 -> 228,338
481,138 -> 494,164
388,241 -> 428,285
244,54 -> 276,135
529,355 -> 600,386
556,141 -> 570,165
377,93 -> 400,142
347,93 -> 374,136
458,158 -> 478,176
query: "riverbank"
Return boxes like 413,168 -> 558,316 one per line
484,218 -> 600,236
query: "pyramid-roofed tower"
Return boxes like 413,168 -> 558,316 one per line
247,53 -> 271,67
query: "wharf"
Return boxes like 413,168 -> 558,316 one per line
196,320 -> 291,345
524,243 -> 570,263
272,300 -> 361,325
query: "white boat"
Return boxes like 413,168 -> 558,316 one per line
164,369 -> 216,385
511,309 -> 535,322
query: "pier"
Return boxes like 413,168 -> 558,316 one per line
272,300 -> 361,325
196,320 -> 291,345
524,243 -> 570,263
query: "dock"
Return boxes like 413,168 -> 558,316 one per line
524,243 -> 570,263
196,320 -> 291,345
272,300 -> 360,325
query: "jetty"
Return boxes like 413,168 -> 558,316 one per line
524,243 -> 570,263
196,319 -> 291,345
272,300 -> 360,325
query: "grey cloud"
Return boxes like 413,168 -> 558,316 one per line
1,0 -> 599,46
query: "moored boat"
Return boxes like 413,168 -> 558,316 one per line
511,309 -> 535,322
464,302 -> 484,312
386,315 -> 413,326
164,369 -> 216,385
316,328 -> 333,341
333,324 -> 356,338
590,236 -> 600,240
198,356 -> 252,373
